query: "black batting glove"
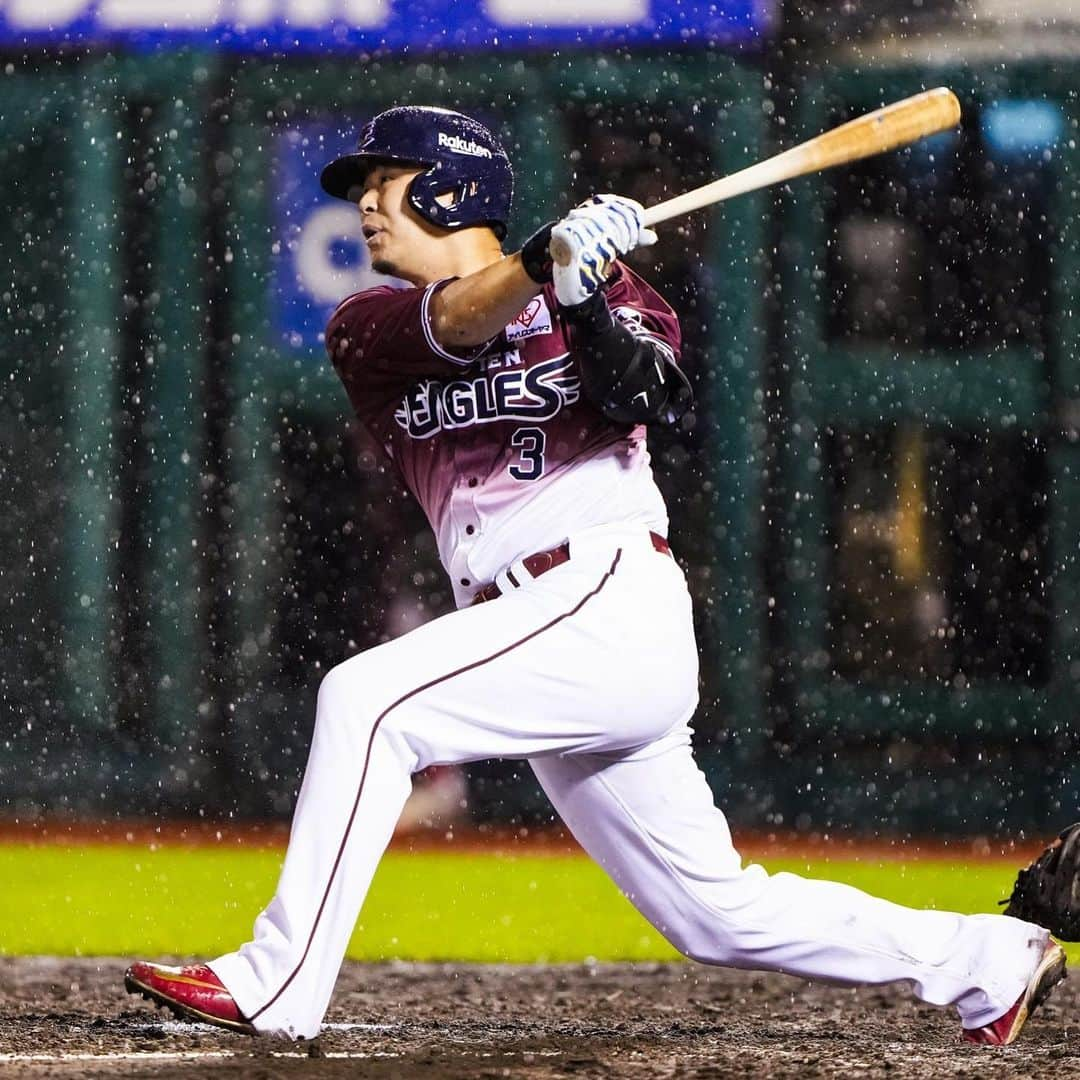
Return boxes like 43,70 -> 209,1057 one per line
558,288 -> 613,329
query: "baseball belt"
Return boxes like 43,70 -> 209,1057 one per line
471,531 -> 671,605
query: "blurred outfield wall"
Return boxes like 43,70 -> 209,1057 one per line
1,13 -> 1080,833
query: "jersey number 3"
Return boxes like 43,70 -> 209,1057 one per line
509,427 -> 546,481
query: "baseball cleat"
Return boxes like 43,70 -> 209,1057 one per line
962,938 -> 1066,1046
124,961 -> 255,1035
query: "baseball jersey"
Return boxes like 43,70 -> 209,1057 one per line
326,263 -> 681,608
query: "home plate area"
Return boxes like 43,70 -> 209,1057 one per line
0,958 -> 1077,1078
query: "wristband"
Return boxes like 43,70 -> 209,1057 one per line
558,290 -> 614,336
520,222 -> 556,284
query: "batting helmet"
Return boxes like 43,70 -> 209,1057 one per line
320,106 -> 514,240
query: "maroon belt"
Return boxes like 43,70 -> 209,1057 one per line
471,531 -> 671,605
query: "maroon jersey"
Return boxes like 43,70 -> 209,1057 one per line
326,262 -> 680,607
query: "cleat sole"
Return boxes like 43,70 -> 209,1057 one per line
124,972 -> 257,1036
1000,941 -> 1065,1046
963,940 -> 1067,1046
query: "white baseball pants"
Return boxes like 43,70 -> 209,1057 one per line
209,525 -> 1049,1039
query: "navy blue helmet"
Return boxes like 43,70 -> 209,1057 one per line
320,106 -> 514,239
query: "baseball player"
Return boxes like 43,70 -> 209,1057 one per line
125,106 -> 1065,1046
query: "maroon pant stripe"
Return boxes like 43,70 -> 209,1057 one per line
248,549 -> 623,1022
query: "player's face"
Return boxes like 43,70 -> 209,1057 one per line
358,164 -> 442,282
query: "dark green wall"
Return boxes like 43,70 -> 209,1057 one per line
1,50 -> 1077,833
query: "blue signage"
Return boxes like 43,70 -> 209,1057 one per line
273,121 -> 404,353
0,0 -> 772,51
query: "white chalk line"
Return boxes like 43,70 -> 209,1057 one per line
0,1021 -> 403,1063
155,1021 -> 397,1035
0,1051 -> 402,1062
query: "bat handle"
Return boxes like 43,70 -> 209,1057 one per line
549,233 -> 573,268
640,205 -> 664,229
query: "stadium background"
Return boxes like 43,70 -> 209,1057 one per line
2,0 -> 1079,842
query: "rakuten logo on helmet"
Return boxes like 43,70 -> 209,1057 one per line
437,132 -> 493,158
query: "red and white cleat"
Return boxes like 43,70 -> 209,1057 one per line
962,939 -> 1067,1046
124,961 -> 255,1035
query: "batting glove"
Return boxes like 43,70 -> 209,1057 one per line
551,195 -> 657,307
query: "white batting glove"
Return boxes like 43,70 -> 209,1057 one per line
550,195 -> 657,307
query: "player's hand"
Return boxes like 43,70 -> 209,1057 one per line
551,195 -> 657,307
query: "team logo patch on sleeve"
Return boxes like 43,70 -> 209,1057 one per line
506,296 -> 553,342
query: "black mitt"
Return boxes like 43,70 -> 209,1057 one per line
1003,822 -> 1080,940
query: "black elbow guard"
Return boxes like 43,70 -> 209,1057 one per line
561,292 -> 692,426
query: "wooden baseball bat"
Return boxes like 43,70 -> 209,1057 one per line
640,87 -> 961,227
550,88 -> 960,266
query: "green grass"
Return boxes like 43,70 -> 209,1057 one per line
1,843 -> 1076,965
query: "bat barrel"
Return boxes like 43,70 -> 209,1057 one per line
641,87 -> 961,228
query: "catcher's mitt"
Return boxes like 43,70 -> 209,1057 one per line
1003,822 -> 1080,940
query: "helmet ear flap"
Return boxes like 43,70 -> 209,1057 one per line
432,180 -> 468,210
407,167 -> 508,239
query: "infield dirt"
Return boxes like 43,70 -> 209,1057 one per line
2,957 -> 1079,1078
